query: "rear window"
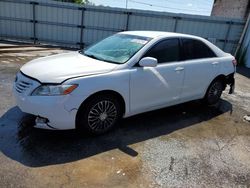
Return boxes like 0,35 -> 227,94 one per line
182,38 -> 217,60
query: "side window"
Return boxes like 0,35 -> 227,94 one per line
144,39 -> 180,63
182,38 -> 217,60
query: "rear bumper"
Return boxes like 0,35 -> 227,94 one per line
226,73 -> 235,94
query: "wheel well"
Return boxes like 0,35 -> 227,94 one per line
75,90 -> 126,128
213,75 -> 227,89
203,75 -> 227,99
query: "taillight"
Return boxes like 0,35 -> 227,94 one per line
232,59 -> 237,66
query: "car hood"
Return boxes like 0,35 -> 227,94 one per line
20,52 -> 118,83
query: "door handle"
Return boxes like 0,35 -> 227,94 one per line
212,62 -> 219,65
175,67 -> 184,71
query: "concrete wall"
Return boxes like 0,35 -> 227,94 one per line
212,0 -> 249,19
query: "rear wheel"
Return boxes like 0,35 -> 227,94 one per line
77,94 -> 122,135
204,79 -> 224,105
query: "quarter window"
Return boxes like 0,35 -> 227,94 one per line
182,38 -> 216,60
144,39 -> 180,63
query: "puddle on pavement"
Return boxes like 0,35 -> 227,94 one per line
22,149 -> 152,188
0,107 -> 155,187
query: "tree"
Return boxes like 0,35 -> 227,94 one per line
73,0 -> 89,4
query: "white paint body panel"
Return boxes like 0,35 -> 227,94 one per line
130,62 -> 185,114
13,31 -> 235,130
20,51 -> 118,83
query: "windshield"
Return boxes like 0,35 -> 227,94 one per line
82,34 -> 152,64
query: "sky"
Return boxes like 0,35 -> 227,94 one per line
89,0 -> 214,16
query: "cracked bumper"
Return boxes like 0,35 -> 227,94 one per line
14,91 -> 80,130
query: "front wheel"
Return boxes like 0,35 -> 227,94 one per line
204,79 -> 224,105
77,94 -> 122,135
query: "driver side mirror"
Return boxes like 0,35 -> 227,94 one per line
139,57 -> 158,67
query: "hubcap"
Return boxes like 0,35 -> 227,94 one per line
88,100 -> 117,131
99,112 -> 108,121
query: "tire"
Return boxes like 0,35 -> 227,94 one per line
204,79 -> 224,105
76,94 -> 122,135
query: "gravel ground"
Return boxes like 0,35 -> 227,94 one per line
0,43 -> 250,188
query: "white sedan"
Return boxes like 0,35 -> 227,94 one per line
13,31 -> 236,134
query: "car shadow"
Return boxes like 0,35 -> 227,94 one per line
0,99 -> 232,167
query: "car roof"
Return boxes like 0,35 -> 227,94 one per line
120,30 -> 227,57
120,31 -> 201,40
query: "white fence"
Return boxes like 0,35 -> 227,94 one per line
0,0 -> 246,53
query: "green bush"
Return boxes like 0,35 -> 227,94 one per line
54,0 -> 89,4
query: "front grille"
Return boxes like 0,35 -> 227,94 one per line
15,80 -> 33,93
14,72 -> 37,94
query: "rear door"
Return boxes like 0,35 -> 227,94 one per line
180,38 -> 219,101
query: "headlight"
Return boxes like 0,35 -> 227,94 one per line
32,84 -> 78,96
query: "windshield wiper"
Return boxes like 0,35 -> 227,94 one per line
80,52 -> 121,64
101,59 -> 120,64
84,53 -> 101,60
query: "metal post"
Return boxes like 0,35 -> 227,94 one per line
125,12 -> 131,31
223,21 -> 233,51
79,7 -> 85,49
173,16 -> 180,32
30,1 -> 38,44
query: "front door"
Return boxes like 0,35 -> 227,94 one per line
130,38 -> 185,114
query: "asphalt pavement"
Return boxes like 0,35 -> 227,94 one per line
0,42 -> 250,188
